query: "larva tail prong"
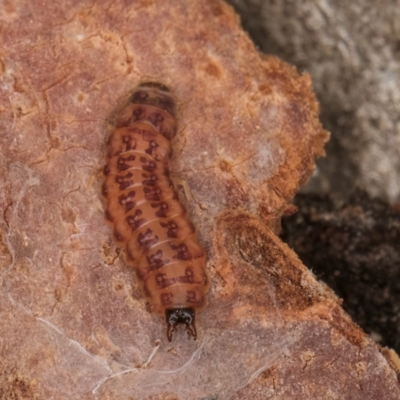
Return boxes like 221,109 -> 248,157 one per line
186,318 -> 197,341
166,322 -> 175,342
165,308 -> 196,342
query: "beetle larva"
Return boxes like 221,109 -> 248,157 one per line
103,82 -> 208,341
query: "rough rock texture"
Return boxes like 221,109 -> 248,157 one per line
227,0 -> 400,202
0,0 -> 399,399
227,0 -> 400,360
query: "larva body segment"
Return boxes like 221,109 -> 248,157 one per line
103,83 -> 208,341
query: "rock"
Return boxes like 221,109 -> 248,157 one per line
0,0 -> 398,399
227,0 -> 400,202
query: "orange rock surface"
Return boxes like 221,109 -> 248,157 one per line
0,0 -> 398,399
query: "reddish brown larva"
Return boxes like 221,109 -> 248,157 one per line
103,82 -> 208,341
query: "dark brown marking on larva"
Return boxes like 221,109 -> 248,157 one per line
126,209 -> 146,231
143,186 -> 162,201
137,228 -> 159,251
147,249 -> 170,271
161,292 -> 173,306
117,154 -> 136,171
160,221 -> 178,238
103,83 -> 208,341
142,173 -> 158,186
119,191 -> 136,212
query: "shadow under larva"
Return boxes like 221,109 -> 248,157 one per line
102,82 -> 209,341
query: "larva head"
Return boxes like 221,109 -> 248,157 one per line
114,82 -> 177,140
131,82 -> 176,117
166,308 -> 196,342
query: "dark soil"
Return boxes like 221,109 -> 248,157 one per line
281,190 -> 400,353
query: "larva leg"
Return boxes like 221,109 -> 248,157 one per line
172,176 -> 194,203
166,307 -> 196,341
